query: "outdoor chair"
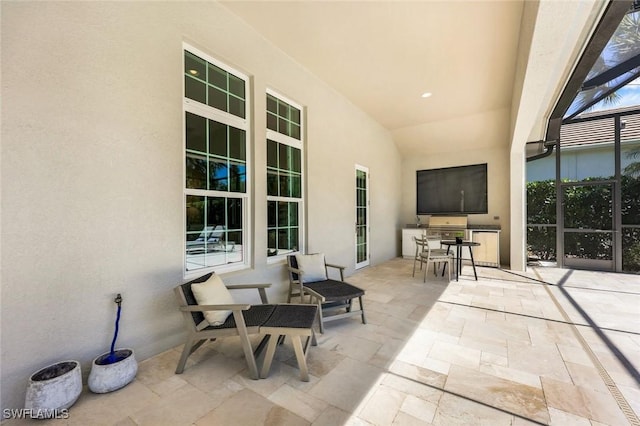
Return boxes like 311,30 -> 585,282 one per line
287,253 -> 366,333
174,272 -> 318,380
413,236 -> 453,282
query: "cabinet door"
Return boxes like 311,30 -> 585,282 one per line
471,231 -> 500,266
402,229 -> 425,258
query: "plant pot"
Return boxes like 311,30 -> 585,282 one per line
88,348 -> 137,393
25,360 -> 82,415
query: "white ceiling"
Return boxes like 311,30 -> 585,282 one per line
221,1 -> 525,134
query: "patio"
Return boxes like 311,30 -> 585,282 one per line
5,258 -> 638,425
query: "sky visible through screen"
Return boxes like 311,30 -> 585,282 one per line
590,78 -> 640,113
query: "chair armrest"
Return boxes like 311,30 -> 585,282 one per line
180,303 -> 251,312
287,266 -> 303,276
302,287 -> 326,303
226,283 -> 271,290
325,263 -> 345,281
226,283 -> 271,304
325,263 -> 345,271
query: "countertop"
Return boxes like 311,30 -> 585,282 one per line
404,224 -> 501,230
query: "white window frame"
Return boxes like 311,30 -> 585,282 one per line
266,88 -> 305,263
183,43 -> 252,277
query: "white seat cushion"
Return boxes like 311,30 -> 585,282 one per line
295,253 -> 328,283
191,273 -> 235,329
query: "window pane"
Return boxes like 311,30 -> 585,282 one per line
267,94 -> 278,114
278,100 -> 288,118
267,230 -> 277,255
278,202 -> 289,227
279,174 -> 291,197
228,230 -> 242,245
209,159 -> 228,191
290,107 -> 300,124
207,197 -> 225,226
278,118 -> 288,136
357,226 -> 367,244
291,175 -> 301,198
289,228 -> 298,251
209,120 -> 227,157
185,77 -> 206,104
267,113 -> 278,132
208,63 -> 226,90
279,143 -> 289,170
291,147 -> 301,172
228,127 -> 246,161
278,229 -> 289,250
227,198 -> 242,230
228,97 -> 245,119
291,124 -> 301,140
186,112 -> 206,153
267,201 -> 277,227
267,170 -> 279,196
357,207 -> 367,226
228,74 -> 245,98
288,202 -> 298,226
229,161 -> 246,193
184,52 -> 206,79
208,86 -> 227,112
267,140 -> 278,168
186,153 -> 207,189
186,195 -> 205,232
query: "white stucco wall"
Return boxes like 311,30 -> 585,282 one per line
0,1 -> 401,410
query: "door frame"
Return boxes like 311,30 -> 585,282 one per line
355,164 -> 370,269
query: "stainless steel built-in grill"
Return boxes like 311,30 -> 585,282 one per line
426,216 -> 469,240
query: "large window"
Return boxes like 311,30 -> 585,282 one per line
266,91 -> 304,258
184,45 -> 250,273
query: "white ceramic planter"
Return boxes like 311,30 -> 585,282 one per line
25,360 -> 82,414
88,348 -> 137,393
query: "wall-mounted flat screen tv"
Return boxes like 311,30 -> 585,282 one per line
416,163 -> 488,215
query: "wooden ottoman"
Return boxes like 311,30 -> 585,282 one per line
259,304 -> 318,381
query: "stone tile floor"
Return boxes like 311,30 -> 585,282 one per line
8,258 -> 639,425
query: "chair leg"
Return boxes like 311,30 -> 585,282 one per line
175,336 -> 200,374
291,335 -> 310,382
315,298 -> 325,334
259,335 -> 279,379
359,296 -> 367,324
233,312 -> 260,380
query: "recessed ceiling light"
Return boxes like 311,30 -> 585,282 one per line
421,92 -> 432,98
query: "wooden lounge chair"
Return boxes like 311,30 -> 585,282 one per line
287,253 -> 366,333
